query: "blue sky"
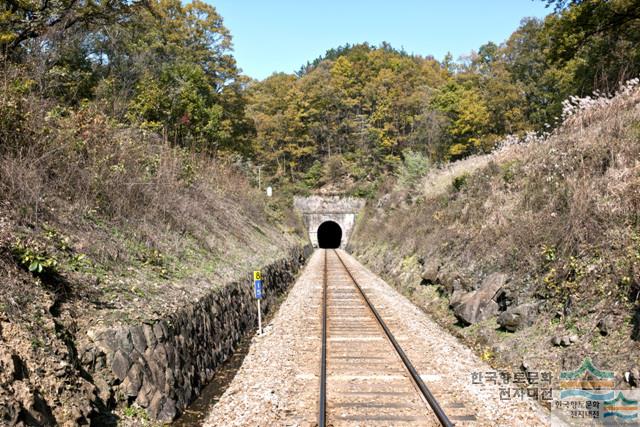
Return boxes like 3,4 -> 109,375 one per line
210,1 -> 551,80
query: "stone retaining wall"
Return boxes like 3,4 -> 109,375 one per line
77,245 -> 312,421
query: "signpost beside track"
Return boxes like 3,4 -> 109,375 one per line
253,271 -> 263,335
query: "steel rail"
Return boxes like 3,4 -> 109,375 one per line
332,250 -> 454,427
318,250 -> 327,427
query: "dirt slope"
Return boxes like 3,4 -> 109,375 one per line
350,82 -> 640,393
0,106 -> 306,425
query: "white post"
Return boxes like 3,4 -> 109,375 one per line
257,299 -> 262,335
258,166 -> 262,191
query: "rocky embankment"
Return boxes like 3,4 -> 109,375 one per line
349,231 -> 640,402
78,245 -> 311,422
0,217 -> 311,425
349,84 -> 640,395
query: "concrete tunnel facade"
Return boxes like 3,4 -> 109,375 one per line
293,196 -> 365,249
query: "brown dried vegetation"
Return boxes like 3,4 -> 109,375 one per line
0,65 -> 303,424
351,85 -> 640,381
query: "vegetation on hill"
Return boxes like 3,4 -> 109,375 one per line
246,0 -> 640,195
1,0 -> 640,422
350,81 -> 640,386
0,1 -> 302,423
1,0 -> 251,153
3,0 -> 639,197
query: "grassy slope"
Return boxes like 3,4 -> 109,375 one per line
0,102 -> 306,424
350,85 -> 640,387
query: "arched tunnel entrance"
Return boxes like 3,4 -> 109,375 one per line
317,221 -> 342,249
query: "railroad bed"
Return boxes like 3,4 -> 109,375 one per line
204,250 -> 548,426
320,249 -> 449,426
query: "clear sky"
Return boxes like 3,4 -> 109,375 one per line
210,1 -> 551,81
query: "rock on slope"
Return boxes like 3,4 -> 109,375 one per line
350,81 -> 640,392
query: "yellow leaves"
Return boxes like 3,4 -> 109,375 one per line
420,59 -> 449,86
480,347 -> 494,361
0,31 -> 17,44
0,9 -> 17,28
380,136 -> 394,149
330,56 -> 354,81
455,90 -> 490,135
448,143 -> 469,158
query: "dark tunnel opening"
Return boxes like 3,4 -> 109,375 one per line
317,221 -> 342,249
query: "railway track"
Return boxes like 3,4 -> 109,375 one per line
318,249 -> 454,427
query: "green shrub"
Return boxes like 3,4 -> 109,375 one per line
500,161 -> 519,184
122,404 -> 148,420
541,244 -> 557,262
351,181 -> 378,199
11,239 -> 59,277
304,160 -> 324,188
451,173 -> 469,192
397,149 -> 430,189
325,155 -> 346,181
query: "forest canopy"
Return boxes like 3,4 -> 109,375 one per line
2,0 -> 639,196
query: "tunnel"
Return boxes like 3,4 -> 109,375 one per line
317,221 -> 342,249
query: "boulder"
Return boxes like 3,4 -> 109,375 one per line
148,391 -> 177,422
420,259 -> 440,285
111,350 -> 131,382
497,303 -> 539,332
597,317 -> 613,336
438,271 -> 467,296
130,326 -> 147,353
125,363 -> 143,396
551,335 -> 573,347
94,377 -> 113,406
158,398 -> 177,421
562,336 -> 574,346
115,328 -> 133,353
450,273 -> 507,325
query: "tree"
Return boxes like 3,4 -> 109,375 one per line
543,0 -> 640,93
0,0 -> 139,56
248,43 -> 452,187
117,0 -> 248,151
432,81 -> 490,160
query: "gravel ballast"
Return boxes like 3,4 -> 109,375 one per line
204,250 -> 549,426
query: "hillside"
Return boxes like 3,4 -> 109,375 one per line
2,0 -> 640,424
244,1 -> 640,197
0,101 -> 306,424
350,81 -> 640,388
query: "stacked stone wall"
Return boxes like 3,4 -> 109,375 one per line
78,245 -> 312,421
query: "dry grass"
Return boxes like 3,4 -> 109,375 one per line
0,69 -> 303,325
0,63 -> 307,426
369,83 -> 640,280
420,154 -> 494,199
1,103 -> 262,241
351,84 -> 640,376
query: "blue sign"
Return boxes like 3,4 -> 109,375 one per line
254,279 -> 263,299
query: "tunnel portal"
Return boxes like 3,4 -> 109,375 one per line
317,221 -> 342,249
293,196 -> 365,248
